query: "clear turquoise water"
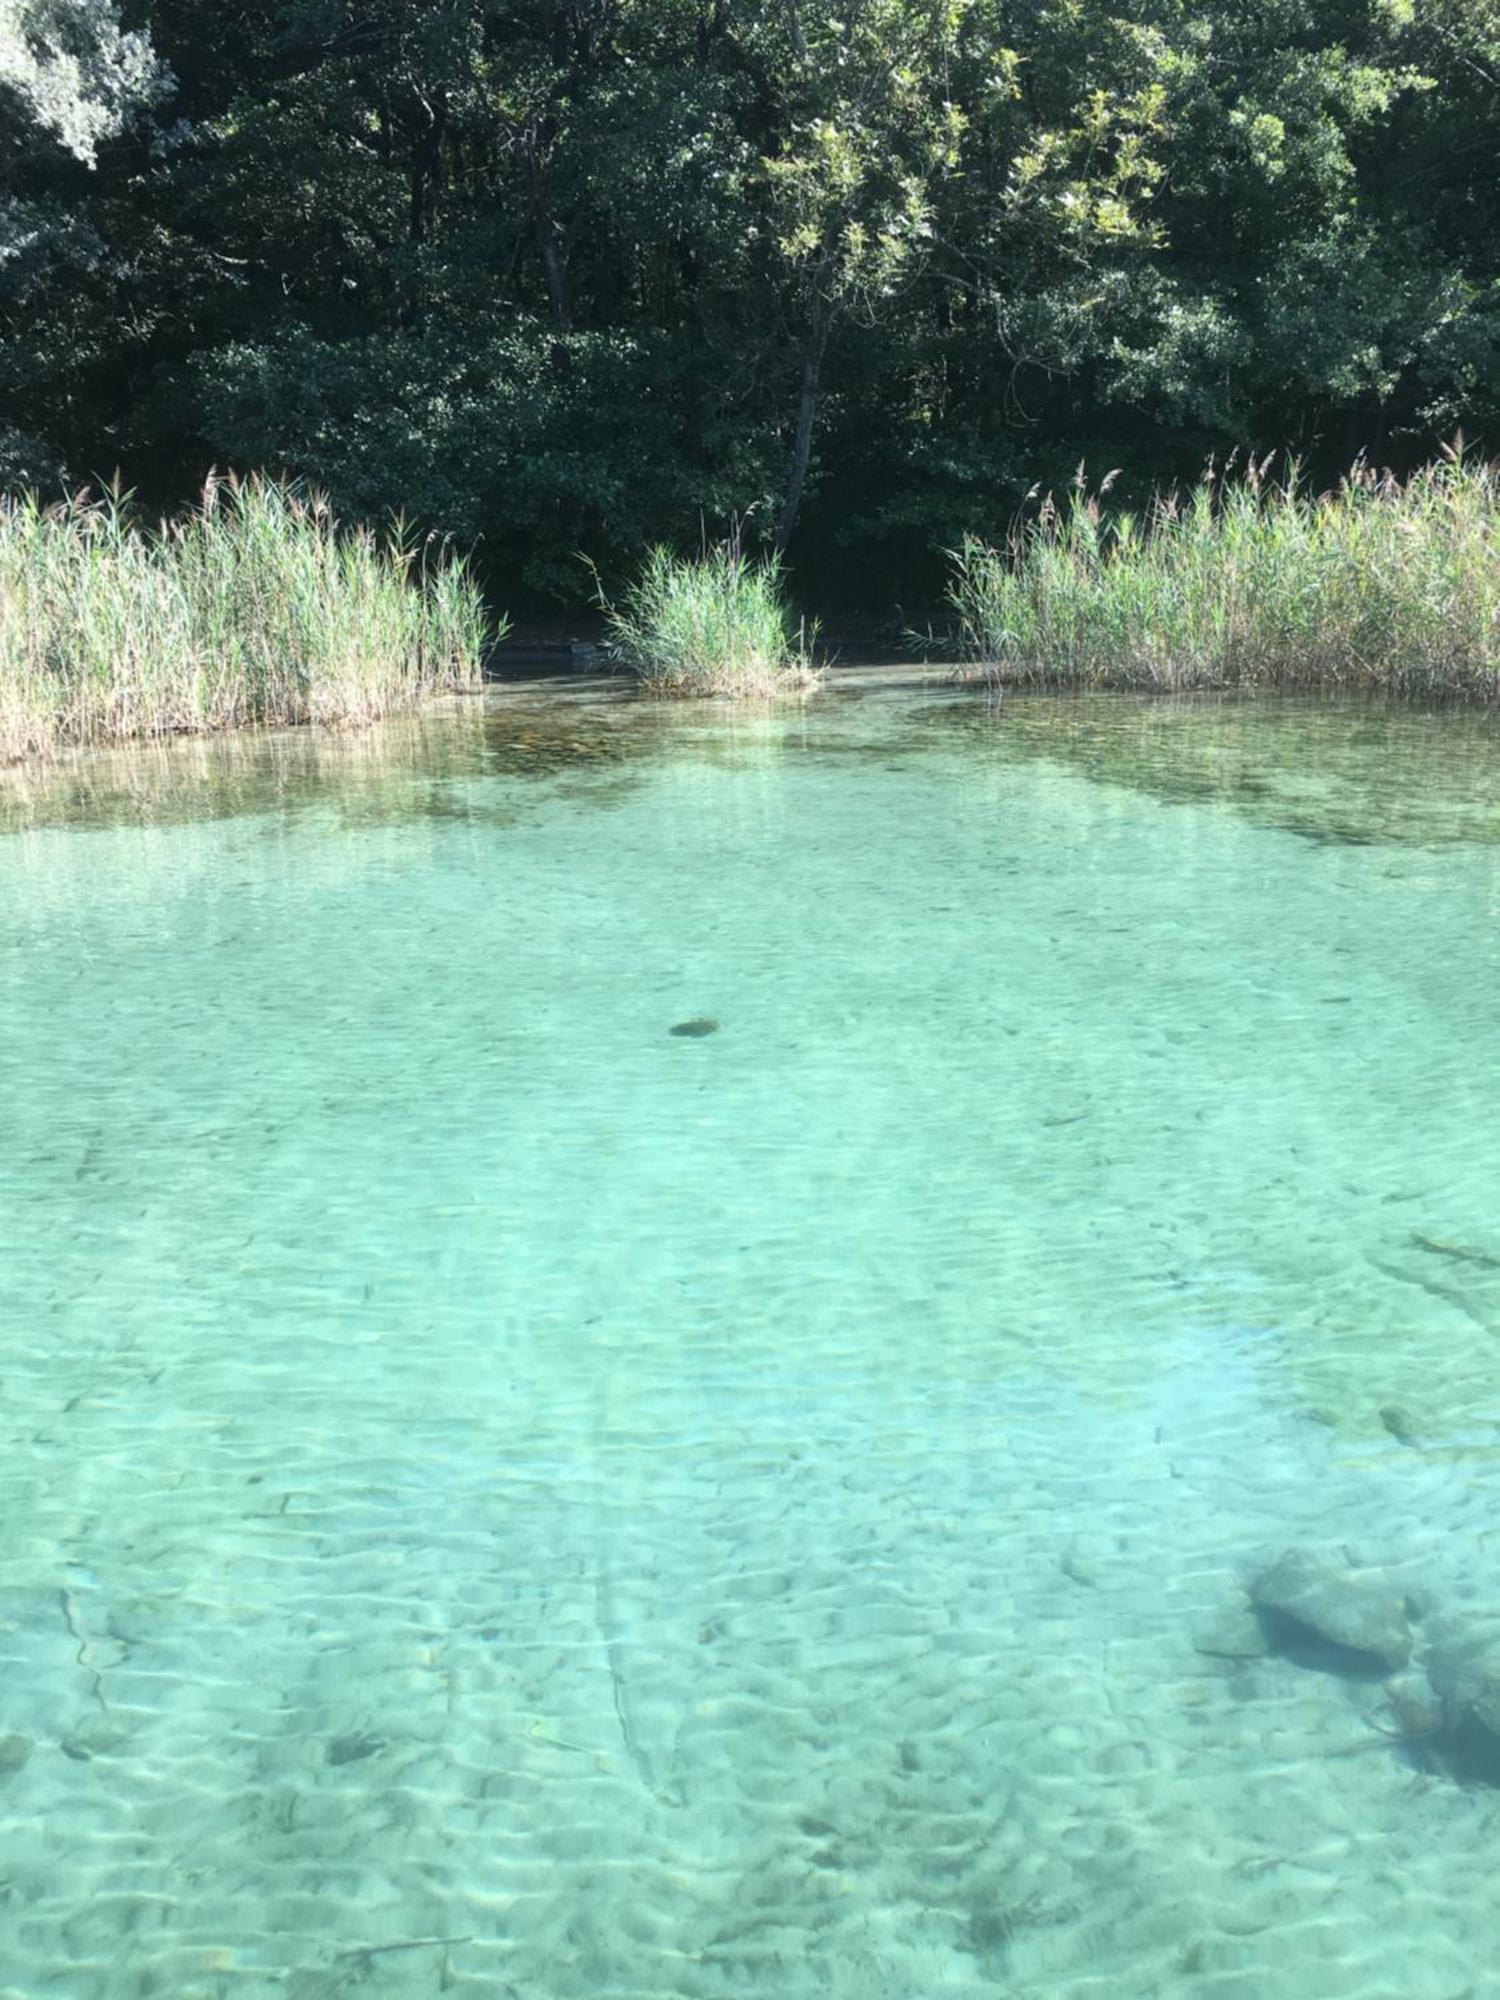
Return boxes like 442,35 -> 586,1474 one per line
3,685 -> 1500,1999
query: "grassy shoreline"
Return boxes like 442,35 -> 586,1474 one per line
947,456 -> 1500,699
7,453 -> 1500,772
0,476 -> 495,762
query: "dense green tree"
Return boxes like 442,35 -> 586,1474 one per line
0,0 -> 168,483
1,0 -> 1495,607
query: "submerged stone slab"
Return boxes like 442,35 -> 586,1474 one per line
1249,1548 -> 1412,1672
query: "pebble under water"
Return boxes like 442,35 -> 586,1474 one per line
2,684 -> 1500,1999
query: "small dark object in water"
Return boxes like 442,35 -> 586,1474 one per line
0,1734 -> 33,1777
1379,1403 -> 1422,1446
327,1732 -> 384,1766
670,1017 -> 719,1038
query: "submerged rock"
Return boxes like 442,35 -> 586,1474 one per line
1060,1535 -> 1106,1588
1417,1638 -> 1500,1782
1428,1640 -> 1500,1738
0,1733 -> 33,1778
60,1714 -> 131,1761
1193,1601 -> 1270,1661
326,1731 -> 385,1766
1475,1666 -> 1500,1741
1377,1404 -> 1423,1447
1249,1548 -> 1412,1673
1385,1671 -> 1445,1741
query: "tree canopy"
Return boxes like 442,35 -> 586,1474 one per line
2,0 -> 1497,605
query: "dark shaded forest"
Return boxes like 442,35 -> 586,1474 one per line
4,0 -> 1499,608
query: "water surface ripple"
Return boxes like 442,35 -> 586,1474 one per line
3,687 -> 1499,1998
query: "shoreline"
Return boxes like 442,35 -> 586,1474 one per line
6,663 -> 1500,784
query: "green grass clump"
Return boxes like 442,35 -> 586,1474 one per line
949,453 -> 1500,698
602,543 -> 817,697
0,473 -> 496,761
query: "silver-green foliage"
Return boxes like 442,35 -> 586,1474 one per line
1,1 -> 171,482
0,474 -> 496,759
604,543 -> 816,697
949,456 -> 1500,697
0,0 -> 166,162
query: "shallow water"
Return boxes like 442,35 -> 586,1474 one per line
3,684 -> 1500,1999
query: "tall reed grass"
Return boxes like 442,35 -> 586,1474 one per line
949,453 -> 1500,697
0,474 -> 496,761
600,542 -> 817,697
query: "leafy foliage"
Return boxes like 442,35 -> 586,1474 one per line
2,1 -> 1499,607
0,0 -> 167,161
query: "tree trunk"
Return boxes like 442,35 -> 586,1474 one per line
523,122 -> 571,335
408,91 -> 447,248
539,225 -> 571,331
775,348 -> 821,553
401,91 -> 446,323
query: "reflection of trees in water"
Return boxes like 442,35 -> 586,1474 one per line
0,694 -> 670,837
10,676 -> 1500,851
919,692 -> 1500,849
2,700 -> 488,835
